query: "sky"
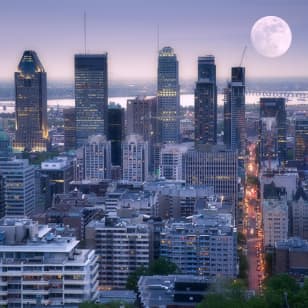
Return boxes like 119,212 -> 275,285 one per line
0,0 -> 307,82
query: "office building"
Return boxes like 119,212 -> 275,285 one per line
160,212 -> 237,278
259,97 -> 287,168
224,67 -> 246,154
63,107 -> 76,151
108,103 -> 125,167
0,218 -> 99,306
127,96 -> 157,172
86,214 -> 150,289
274,237 -> 308,276
263,197 -> 288,247
159,143 -> 192,181
0,158 -> 35,217
75,54 -> 108,147
84,135 -> 111,181
14,50 -> 48,152
41,156 -> 73,196
157,47 -> 180,144
182,145 -> 238,207
122,134 -> 148,182
195,55 -> 217,145
295,114 -> 308,163
290,187 -> 308,240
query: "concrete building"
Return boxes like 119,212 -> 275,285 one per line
156,185 -> 214,219
160,212 -> 237,278
263,197 -> 288,247
0,158 -> 35,217
41,156 -> 74,197
122,134 -> 148,182
138,275 -> 213,308
86,214 -> 150,289
84,135 -> 111,181
259,98 -> 287,168
260,168 -> 298,202
14,50 -> 48,152
275,237 -> 308,276
159,143 -> 192,181
0,218 -> 99,307
182,145 -> 238,208
290,187 -> 308,240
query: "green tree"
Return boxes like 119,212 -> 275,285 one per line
126,258 -> 178,291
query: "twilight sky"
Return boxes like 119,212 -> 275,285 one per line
0,0 -> 307,82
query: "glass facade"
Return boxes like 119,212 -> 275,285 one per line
14,50 -> 48,152
75,54 -> 108,147
195,56 -> 217,145
157,47 -> 180,144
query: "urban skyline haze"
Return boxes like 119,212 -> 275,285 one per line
0,0 -> 307,81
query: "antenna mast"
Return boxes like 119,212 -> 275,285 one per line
157,24 -> 160,53
84,11 -> 87,54
239,46 -> 247,67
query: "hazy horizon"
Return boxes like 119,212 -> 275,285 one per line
0,0 -> 308,81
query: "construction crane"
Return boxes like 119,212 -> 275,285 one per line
239,46 -> 247,67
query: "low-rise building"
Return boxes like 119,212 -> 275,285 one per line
0,218 -> 99,307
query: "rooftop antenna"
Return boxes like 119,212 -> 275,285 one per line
84,11 -> 87,54
157,24 -> 160,53
239,45 -> 247,67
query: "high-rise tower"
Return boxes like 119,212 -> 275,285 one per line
195,55 -> 217,145
224,67 -> 246,154
14,50 -> 48,152
75,54 -> 108,147
157,47 -> 180,144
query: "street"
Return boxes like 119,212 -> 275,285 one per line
244,143 -> 265,292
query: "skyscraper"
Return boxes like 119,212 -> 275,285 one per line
122,134 -> 148,182
195,55 -> 217,145
157,47 -> 180,144
63,107 -> 76,151
75,54 -> 108,147
108,103 -> 125,167
224,67 -> 246,154
14,50 -> 48,152
259,98 -> 287,167
127,96 -> 157,172
295,114 -> 308,163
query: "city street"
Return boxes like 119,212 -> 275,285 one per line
245,143 -> 265,292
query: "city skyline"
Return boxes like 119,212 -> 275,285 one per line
0,0 -> 307,82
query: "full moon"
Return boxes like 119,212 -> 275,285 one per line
251,16 -> 292,58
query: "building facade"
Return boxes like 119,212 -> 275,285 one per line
195,55 -> 217,145
122,134 -> 148,182
224,67 -> 246,154
75,54 -> 108,147
259,97 -> 287,168
14,50 -> 48,152
0,218 -> 99,306
160,213 -> 237,278
86,214 -> 149,289
0,158 -> 35,217
295,114 -> 308,163
157,47 -> 180,144
63,107 -> 76,151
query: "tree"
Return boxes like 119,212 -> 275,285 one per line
126,258 -> 178,291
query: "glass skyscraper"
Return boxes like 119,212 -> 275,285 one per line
224,67 -> 246,154
14,50 -> 48,152
75,54 -> 108,147
194,55 -> 217,145
157,47 -> 180,144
